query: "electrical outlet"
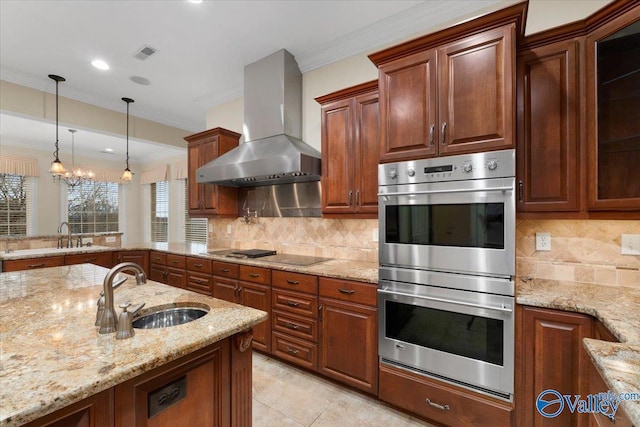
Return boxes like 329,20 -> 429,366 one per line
536,232 -> 551,251
208,223 -> 213,233
105,236 -> 116,243
621,234 -> 640,255
372,229 -> 379,242
226,225 -> 232,235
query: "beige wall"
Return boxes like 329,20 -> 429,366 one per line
525,0 -> 612,35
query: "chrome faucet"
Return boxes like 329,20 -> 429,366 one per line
98,262 -> 147,334
57,221 -> 72,248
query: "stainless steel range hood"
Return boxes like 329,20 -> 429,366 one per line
196,49 -> 321,187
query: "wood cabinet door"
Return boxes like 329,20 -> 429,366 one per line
379,49 -> 437,162
517,39 -> 580,212
321,97 -> 354,214
201,136 -> 219,212
318,297 -> 377,394
166,267 -> 186,289
239,281 -> 271,353
519,306 -> 592,427
65,252 -> 113,268
114,340 -> 230,427
438,25 -> 515,155
353,91 -> 380,215
213,276 -> 239,303
113,251 -> 149,276
187,142 -> 203,212
23,389 -> 113,427
149,264 -> 167,284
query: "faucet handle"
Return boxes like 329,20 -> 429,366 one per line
116,302 -> 134,340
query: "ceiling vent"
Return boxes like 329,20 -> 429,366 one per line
133,45 -> 157,60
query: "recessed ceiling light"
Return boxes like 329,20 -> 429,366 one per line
130,75 -> 151,86
104,148 -> 114,153
188,0 -> 203,3
91,59 -> 110,70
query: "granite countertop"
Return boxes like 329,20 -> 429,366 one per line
517,278 -> 640,424
0,264 -> 268,426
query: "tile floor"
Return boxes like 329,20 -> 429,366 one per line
252,352 -> 437,427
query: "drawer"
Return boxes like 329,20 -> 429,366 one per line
239,265 -> 271,285
272,332 -> 317,371
149,251 -> 167,265
3,256 -> 65,272
65,252 -> 113,268
272,289 -> 318,318
212,261 -> 239,279
166,254 -> 186,269
272,270 -> 318,294
272,309 -> 318,342
186,272 -> 212,296
319,277 -> 377,306
186,257 -> 212,274
379,363 -> 513,427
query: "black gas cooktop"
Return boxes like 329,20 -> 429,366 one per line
207,249 -> 331,266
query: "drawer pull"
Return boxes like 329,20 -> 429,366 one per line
249,273 -> 260,278
285,322 -> 299,330
220,268 -> 230,273
153,257 -> 161,261
338,288 -> 355,295
286,279 -> 299,285
172,260 -> 180,264
286,347 -> 299,355
28,263 -> 46,268
193,279 -> 204,284
285,300 -> 299,307
84,258 -> 97,262
425,398 -> 450,411
194,263 -> 203,268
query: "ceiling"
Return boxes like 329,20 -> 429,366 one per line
0,0 -> 510,159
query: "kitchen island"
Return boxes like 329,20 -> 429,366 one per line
0,264 -> 267,426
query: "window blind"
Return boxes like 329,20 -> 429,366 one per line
150,181 -> 168,242
0,174 -> 32,236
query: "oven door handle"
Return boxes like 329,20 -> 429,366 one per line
378,288 -> 513,313
378,186 -> 513,197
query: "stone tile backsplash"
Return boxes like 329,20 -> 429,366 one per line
516,219 -> 640,288
208,217 -> 379,263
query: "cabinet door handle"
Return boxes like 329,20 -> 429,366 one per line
348,190 -> 353,206
441,122 -> 447,145
220,268 -> 230,273
318,303 -> 323,321
518,180 -> 524,202
28,263 -> 46,268
286,347 -> 299,355
355,190 -> 360,206
249,273 -> 260,278
285,322 -> 299,330
338,288 -> 355,295
286,279 -> 299,285
425,398 -> 450,411
429,124 -> 435,147
285,300 -> 299,307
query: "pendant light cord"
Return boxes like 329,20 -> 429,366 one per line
125,101 -> 130,170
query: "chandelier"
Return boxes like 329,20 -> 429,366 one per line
61,129 -> 94,187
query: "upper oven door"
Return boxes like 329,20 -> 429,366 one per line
379,177 -> 515,277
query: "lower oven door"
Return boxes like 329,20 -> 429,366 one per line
378,280 -> 514,399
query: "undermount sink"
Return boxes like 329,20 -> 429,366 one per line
132,302 -> 209,329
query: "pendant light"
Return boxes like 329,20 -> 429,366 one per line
121,97 -> 135,182
62,129 -> 95,187
48,74 -> 67,178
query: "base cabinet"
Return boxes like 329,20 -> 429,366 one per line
112,251 -> 149,276
379,363 -> 514,426
517,306 -> 593,427
23,389 -> 113,427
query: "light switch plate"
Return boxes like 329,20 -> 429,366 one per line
536,232 -> 551,251
226,225 -> 232,235
621,234 -> 640,255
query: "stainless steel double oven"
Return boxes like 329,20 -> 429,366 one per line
378,149 -> 516,400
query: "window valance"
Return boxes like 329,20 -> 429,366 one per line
0,155 -> 39,177
140,165 -> 169,184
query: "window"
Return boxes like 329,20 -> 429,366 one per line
182,180 -> 207,243
0,173 -> 32,236
68,181 -> 119,234
151,181 -> 168,242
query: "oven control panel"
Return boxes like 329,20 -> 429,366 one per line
379,149 -> 515,185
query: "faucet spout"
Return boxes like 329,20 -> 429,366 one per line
98,262 -> 147,334
57,221 -> 71,248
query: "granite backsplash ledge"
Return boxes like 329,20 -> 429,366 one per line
517,219 -> 640,288
208,217 -> 379,263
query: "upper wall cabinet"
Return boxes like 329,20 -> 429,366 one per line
184,128 -> 241,217
586,6 -> 640,210
369,3 -> 526,163
316,81 -> 379,218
